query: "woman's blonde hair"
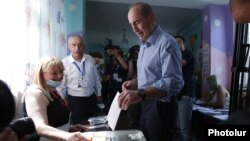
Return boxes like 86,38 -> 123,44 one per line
33,56 -> 64,100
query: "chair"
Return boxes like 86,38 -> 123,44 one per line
14,91 -> 24,119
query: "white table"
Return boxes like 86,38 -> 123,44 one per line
83,130 -> 146,141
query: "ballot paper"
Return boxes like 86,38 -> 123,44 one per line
107,92 -> 121,131
83,130 -> 146,141
87,92 -> 121,131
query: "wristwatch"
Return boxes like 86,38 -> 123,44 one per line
138,89 -> 146,101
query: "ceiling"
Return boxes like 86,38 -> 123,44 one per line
85,0 -> 230,49
87,0 -> 229,9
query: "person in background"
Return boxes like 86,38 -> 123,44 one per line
174,35 -> 195,141
0,80 -> 30,141
89,52 -> 107,115
57,35 -> 102,125
89,52 -> 105,80
196,75 -> 230,109
0,128 -> 27,141
126,45 -> 141,129
118,2 -> 184,141
0,80 -> 16,134
104,46 -> 128,105
230,0 -> 250,23
23,56 -> 87,141
127,45 -> 140,80
104,46 -> 130,129
220,0 -> 250,126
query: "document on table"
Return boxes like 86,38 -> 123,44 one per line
193,105 -> 229,116
107,92 -> 121,131
195,99 -> 205,105
213,114 -> 228,120
193,105 -> 220,114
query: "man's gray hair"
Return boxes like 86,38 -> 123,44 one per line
129,2 -> 153,17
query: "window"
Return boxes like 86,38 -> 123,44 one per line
0,0 -> 67,96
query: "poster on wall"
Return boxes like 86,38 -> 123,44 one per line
201,41 -> 211,96
202,41 -> 210,75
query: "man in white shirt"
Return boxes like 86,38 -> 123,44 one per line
57,35 -> 102,125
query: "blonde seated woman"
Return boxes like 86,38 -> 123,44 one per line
23,56 -> 88,141
196,75 -> 230,109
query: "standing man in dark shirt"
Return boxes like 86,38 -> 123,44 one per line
105,47 -> 128,104
174,35 -> 196,141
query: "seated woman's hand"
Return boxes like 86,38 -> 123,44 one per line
69,124 -> 89,132
197,101 -> 215,108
